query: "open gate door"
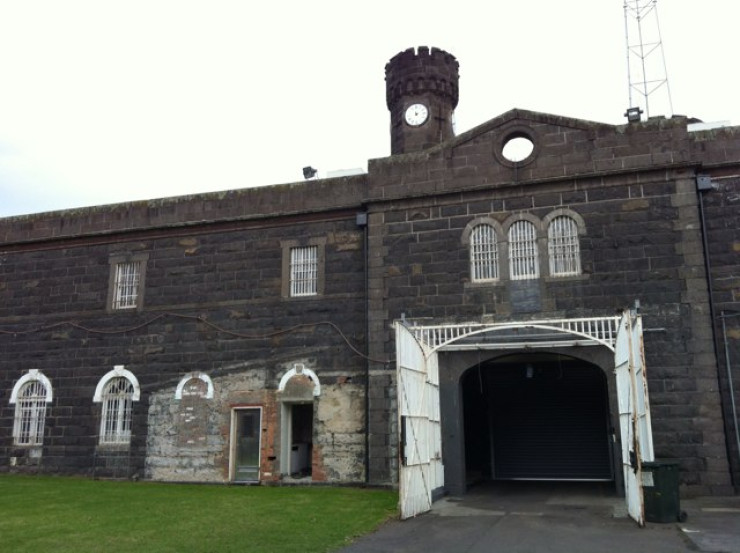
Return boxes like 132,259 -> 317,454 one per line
615,308 -> 655,526
396,322 -> 443,519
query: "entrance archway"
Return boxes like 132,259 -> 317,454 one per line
399,310 -> 654,523
462,353 -> 614,484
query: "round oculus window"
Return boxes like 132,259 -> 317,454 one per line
502,136 -> 535,163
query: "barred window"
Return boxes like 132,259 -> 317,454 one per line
108,253 -> 148,311
11,375 -> 51,446
508,220 -> 539,280
100,377 -> 135,445
470,224 -> 499,281
290,246 -> 318,297
113,262 -> 141,309
548,216 -> 581,276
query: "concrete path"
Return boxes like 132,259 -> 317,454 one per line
339,483 -> 740,553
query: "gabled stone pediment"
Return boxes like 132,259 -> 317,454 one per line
368,107 -> 695,200
452,108 -> 616,147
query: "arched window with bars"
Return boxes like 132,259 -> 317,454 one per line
94,366 -> 140,446
470,224 -> 499,281
548,215 -> 581,277
508,220 -> 539,280
10,370 -> 52,446
100,378 -> 134,445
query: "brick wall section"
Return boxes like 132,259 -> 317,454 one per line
0,212 -> 367,480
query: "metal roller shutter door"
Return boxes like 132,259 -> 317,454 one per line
489,365 -> 613,481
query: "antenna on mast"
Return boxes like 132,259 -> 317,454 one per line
623,0 -> 673,122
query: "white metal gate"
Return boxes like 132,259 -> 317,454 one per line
395,310 -> 654,524
396,322 -> 443,519
615,308 -> 655,526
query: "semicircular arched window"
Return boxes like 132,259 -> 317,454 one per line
95,367 -> 139,446
100,377 -> 134,445
11,371 -> 52,446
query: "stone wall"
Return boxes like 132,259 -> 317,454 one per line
145,365 -> 366,483
703,174 -> 740,489
364,115 -> 736,493
0,175 -> 366,244
2,107 -> 739,495
0,207 -> 368,482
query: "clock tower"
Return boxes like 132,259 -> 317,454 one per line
385,46 -> 459,155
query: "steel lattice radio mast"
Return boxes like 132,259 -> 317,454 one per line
623,0 -> 673,122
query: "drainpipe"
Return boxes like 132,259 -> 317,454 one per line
696,174 -> 737,487
721,312 -> 740,473
356,211 -> 371,484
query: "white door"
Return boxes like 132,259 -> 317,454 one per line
615,308 -> 655,526
396,322 -> 443,519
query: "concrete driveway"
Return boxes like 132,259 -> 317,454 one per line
338,482 -> 740,553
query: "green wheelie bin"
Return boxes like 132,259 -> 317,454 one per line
642,460 -> 687,523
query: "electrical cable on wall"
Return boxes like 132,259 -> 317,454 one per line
0,312 -> 392,365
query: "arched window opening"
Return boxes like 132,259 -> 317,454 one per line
13,379 -> 50,446
548,216 -> 581,276
508,220 -> 539,280
100,377 -> 135,445
470,224 -> 499,281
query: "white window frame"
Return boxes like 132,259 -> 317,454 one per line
290,245 -> 318,296
547,215 -> 582,276
10,370 -> 53,446
108,253 -> 148,312
281,238 -> 326,298
114,262 -> 141,309
175,372 -> 215,400
508,219 -> 540,280
94,366 -> 140,446
469,224 -> 499,282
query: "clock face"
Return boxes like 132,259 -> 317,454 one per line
404,103 -> 429,126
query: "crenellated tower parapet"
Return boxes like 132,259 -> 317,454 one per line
385,47 -> 459,155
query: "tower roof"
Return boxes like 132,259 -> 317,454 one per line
385,46 -> 459,109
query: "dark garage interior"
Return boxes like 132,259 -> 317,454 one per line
462,353 -> 615,484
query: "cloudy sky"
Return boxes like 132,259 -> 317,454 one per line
1,0 -> 738,217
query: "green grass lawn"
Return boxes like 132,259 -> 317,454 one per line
0,474 -> 398,553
